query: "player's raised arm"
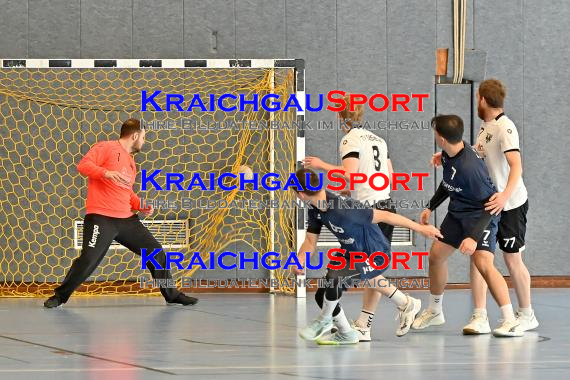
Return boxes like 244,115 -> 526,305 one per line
302,156 -> 359,182
372,209 -> 442,240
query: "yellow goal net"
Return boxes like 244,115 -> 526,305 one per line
0,60 -> 302,297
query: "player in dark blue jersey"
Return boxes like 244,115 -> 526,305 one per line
411,115 -> 522,337
291,168 -> 442,344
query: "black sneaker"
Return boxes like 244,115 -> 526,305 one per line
44,295 -> 63,309
167,293 -> 199,306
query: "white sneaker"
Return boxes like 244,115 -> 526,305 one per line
351,322 -> 372,342
411,308 -> 445,330
493,319 -> 524,337
299,317 -> 334,341
396,295 -> 421,337
462,312 -> 491,335
316,329 -> 360,345
516,310 -> 539,331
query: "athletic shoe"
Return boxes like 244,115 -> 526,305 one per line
351,322 -> 371,342
316,329 -> 359,345
516,310 -> 539,331
167,293 -> 199,306
493,319 -> 524,337
396,295 -> 421,336
411,309 -> 445,330
44,295 -> 63,309
463,312 -> 491,335
299,317 -> 334,341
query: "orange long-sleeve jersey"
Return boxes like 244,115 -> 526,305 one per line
77,140 -> 144,218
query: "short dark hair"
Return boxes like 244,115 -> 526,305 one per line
293,168 -> 321,196
431,114 -> 464,144
120,118 -> 141,138
479,79 -> 506,108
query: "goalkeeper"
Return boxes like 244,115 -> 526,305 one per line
44,119 -> 197,308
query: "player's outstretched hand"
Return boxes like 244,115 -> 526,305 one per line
420,209 -> 432,225
104,170 -> 130,186
430,151 -> 442,167
459,238 -> 477,255
419,224 -> 443,240
302,156 -> 324,170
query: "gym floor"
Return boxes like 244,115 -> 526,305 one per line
0,289 -> 568,379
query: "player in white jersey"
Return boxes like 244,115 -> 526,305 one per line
303,93 -> 397,342
432,79 -> 538,333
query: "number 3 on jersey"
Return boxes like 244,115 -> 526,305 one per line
372,146 -> 381,171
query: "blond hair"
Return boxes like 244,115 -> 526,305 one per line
338,93 -> 364,128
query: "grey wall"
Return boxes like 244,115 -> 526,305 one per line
1,0 -> 569,282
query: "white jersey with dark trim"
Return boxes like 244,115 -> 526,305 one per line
339,128 -> 390,203
475,114 -> 528,211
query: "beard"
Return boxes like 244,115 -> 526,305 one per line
477,104 -> 485,120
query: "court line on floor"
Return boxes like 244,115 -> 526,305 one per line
181,338 -> 318,350
156,359 -> 570,371
0,354 -> 30,364
2,359 -> 570,374
0,334 -> 176,375
0,368 -> 145,373
175,307 -> 298,328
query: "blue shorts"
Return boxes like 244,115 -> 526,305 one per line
326,249 -> 390,287
438,213 -> 499,253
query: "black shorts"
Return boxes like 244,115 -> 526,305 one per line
497,200 -> 528,253
438,213 -> 499,254
375,199 -> 396,243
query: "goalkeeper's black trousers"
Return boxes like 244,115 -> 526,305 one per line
54,213 -> 181,303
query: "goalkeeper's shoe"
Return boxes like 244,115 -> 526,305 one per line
44,295 -> 63,309
167,293 -> 199,306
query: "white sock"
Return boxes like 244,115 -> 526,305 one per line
333,308 -> 352,333
319,296 -> 338,320
519,306 -> 533,317
474,308 -> 487,317
429,293 -> 444,313
356,310 -> 375,329
388,289 -> 408,308
500,304 -> 516,321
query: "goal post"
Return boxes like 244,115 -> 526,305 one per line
0,58 -> 306,297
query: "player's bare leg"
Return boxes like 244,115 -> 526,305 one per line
463,260 -> 492,334
352,288 -> 381,341
471,250 -> 522,336
412,240 -> 455,330
503,251 -> 537,330
365,274 -> 421,337
300,281 -> 359,345
503,252 -> 531,308
465,252 -> 536,334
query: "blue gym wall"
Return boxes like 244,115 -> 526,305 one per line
1,0 -> 568,283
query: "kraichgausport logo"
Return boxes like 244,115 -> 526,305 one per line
141,90 -> 429,113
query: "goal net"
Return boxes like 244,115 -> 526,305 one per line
0,59 -> 302,297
